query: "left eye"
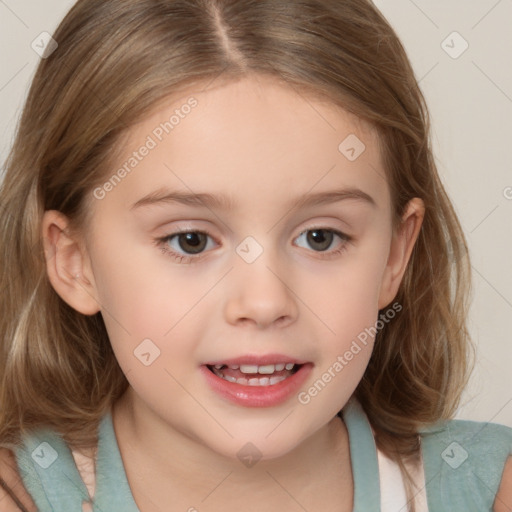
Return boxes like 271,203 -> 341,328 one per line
294,228 -> 349,252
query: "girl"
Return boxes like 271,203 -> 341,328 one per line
0,1 -> 511,511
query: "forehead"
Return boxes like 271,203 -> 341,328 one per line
96,74 -> 389,216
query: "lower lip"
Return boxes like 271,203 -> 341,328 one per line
200,364 -> 313,407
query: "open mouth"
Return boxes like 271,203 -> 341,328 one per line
206,363 -> 302,387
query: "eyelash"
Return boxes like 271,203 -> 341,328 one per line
154,227 -> 352,264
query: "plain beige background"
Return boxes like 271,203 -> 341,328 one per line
0,1 -> 511,427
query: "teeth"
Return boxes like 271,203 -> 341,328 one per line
211,363 -> 297,373
256,365 -> 276,374
245,376 -> 286,386
210,367 -> 290,386
238,363 -> 296,374
240,364 -> 259,374
233,375 -> 288,386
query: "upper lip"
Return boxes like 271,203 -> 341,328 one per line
204,353 -> 310,367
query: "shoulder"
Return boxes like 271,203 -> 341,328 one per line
495,455 -> 512,512
13,424 -> 95,511
420,416 -> 512,452
0,447 -> 38,512
419,418 -> 512,510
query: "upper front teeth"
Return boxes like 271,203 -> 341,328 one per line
213,363 -> 296,373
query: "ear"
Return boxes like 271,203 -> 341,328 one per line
41,210 -> 100,315
378,198 -> 425,309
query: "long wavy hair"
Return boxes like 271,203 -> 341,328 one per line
0,0 -> 473,508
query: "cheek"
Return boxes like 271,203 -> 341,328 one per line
90,237 -> 205,333
89,241 -> 213,389
303,238 -> 390,384
294,257 -> 387,416
306,248 -> 388,339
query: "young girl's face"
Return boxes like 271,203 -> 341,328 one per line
60,74 -> 422,460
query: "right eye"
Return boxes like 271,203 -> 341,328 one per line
155,230 -> 218,263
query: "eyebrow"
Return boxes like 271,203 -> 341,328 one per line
130,187 -> 377,211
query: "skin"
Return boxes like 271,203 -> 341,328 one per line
0,448 -> 37,512
495,458 -> 512,512
39,73 -> 429,511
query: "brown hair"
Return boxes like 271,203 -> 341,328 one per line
0,0 -> 473,508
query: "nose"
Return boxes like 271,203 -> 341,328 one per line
223,252 -> 299,329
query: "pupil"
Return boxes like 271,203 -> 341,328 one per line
308,229 -> 332,251
179,232 -> 206,254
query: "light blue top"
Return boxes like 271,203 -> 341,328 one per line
14,398 -> 512,511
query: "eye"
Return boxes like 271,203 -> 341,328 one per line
294,228 -> 351,255
155,230 -> 217,263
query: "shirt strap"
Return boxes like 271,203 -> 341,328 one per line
15,427 -> 91,511
92,410 -> 140,511
342,397 -> 381,511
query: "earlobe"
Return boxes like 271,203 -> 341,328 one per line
41,210 -> 100,315
378,198 -> 425,310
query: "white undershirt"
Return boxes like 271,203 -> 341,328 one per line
377,446 -> 428,512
